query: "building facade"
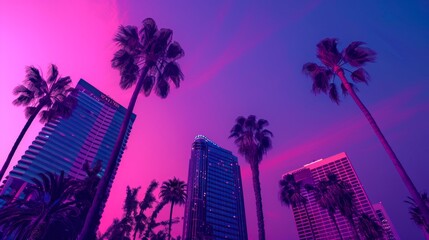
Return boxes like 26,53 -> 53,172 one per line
1,79 -> 135,200
372,202 -> 400,240
285,152 -> 377,240
183,135 -> 247,240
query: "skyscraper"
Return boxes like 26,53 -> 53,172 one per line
373,202 -> 400,240
284,152 -> 377,240
0,79 -> 135,200
183,135 -> 248,240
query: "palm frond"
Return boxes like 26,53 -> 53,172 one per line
343,41 -> 376,67
351,68 -> 370,84
166,41 -> 185,60
139,18 -> 158,47
162,62 -> 184,88
316,38 -> 342,68
47,64 -> 59,83
114,25 -> 140,51
141,75 -> 155,97
112,49 -> 134,69
13,85 -> 35,106
151,28 -> 173,56
25,106 -> 38,118
154,78 -> 170,98
119,61 -> 139,89
328,83 -> 340,104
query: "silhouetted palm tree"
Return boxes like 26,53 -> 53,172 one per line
357,213 -> 384,240
279,174 -> 316,239
306,175 -> 343,240
302,37 -> 429,226
79,18 -> 185,239
0,171 -> 79,239
405,192 -> 429,234
159,178 -> 186,240
133,180 -> 158,240
142,199 -> 168,240
0,64 -> 75,182
229,115 -> 273,240
326,173 -> 358,239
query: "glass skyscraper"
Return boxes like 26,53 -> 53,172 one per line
0,79 -> 135,200
284,152 -> 378,240
183,135 -> 248,240
373,202 -> 400,240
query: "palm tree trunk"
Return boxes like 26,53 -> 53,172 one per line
330,213 -> 343,240
168,201 -> 175,240
0,103 -> 44,183
335,67 -> 429,229
78,66 -> 150,240
250,162 -> 265,240
303,204 -> 316,239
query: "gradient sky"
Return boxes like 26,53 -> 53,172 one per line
1,1 -> 429,239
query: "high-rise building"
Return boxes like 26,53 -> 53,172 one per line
0,79 -> 135,200
183,135 -> 248,240
373,202 -> 400,240
284,152 -> 377,240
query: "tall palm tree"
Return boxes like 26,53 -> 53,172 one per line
302,38 -> 429,226
306,178 -> 343,240
405,192 -> 429,234
79,18 -> 185,239
0,64 -> 75,182
325,173 -> 358,239
0,171 -> 79,240
159,177 -> 187,240
229,115 -> 273,240
357,213 -> 384,240
279,174 -> 316,239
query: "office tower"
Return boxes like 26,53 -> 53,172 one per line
0,79 -> 135,200
284,152 -> 376,240
183,135 -> 248,240
372,202 -> 400,240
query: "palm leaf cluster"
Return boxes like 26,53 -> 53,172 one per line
0,168 -> 99,240
405,192 -> 429,233
302,38 -> 376,104
100,179 -> 185,240
13,64 -> 76,122
111,18 -> 184,98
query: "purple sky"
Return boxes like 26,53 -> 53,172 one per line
1,1 -> 429,239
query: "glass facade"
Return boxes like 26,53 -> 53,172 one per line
285,152 -> 378,240
0,79 -> 135,201
373,202 -> 400,240
183,135 -> 247,240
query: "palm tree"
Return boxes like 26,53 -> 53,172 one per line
79,18 -> 185,239
405,192 -> 429,235
0,64 -> 75,182
279,174 -> 316,239
133,180 -> 159,240
229,115 -> 273,240
305,178 -> 343,240
142,199 -> 169,240
159,178 -> 187,240
357,213 -> 384,240
0,171 -> 79,239
326,173 -> 358,239
302,38 -> 429,226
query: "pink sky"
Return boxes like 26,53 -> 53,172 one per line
1,1 -> 429,239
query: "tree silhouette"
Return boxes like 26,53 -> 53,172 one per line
159,178 -> 186,240
229,115 -> 273,240
303,38 -> 429,227
79,18 -> 185,239
0,64 -> 75,182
